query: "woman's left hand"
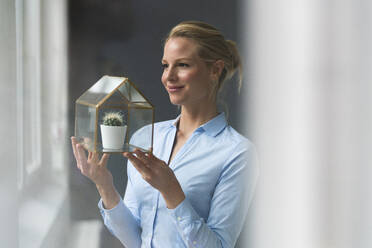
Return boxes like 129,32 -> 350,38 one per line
123,149 -> 185,209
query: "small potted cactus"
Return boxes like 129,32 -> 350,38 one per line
100,111 -> 127,149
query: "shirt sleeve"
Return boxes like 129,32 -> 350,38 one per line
98,161 -> 142,248
166,143 -> 259,248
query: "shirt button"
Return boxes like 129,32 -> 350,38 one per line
193,241 -> 197,245
177,216 -> 181,221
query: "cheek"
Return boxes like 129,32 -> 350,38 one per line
161,72 -> 166,86
179,69 -> 199,82
183,70 -> 211,91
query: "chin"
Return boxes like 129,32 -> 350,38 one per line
169,96 -> 184,106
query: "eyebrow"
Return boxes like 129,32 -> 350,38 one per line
161,58 -> 193,62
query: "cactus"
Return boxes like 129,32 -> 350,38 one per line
102,112 -> 124,126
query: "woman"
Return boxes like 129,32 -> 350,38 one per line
71,21 -> 258,248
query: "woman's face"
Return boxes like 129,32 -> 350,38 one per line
161,37 -> 214,107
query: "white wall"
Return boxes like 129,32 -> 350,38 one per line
242,0 -> 372,247
326,1 -> 372,247
0,0 -> 18,247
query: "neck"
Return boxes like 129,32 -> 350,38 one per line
178,103 -> 218,136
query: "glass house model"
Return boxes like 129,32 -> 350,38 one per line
75,75 -> 154,153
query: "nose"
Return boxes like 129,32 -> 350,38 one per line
163,66 -> 177,83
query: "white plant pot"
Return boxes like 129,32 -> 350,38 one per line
100,125 -> 127,149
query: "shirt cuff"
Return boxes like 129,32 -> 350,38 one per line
167,197 -> 201,226
98,197 -> 125,218
97,198 -> 142,247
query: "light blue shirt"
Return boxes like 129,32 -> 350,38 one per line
98,113 -> 259,248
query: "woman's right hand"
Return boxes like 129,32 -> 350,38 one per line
71,136 -> 112,187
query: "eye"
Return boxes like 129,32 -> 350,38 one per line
161,63 -> 168,69
178,63 -> 189,67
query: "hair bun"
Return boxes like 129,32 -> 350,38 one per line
225,40 -> 242,90
225,40 -> 240,72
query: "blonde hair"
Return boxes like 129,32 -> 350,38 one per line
164,21 -> 243,97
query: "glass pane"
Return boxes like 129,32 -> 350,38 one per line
118,80 -> 146,102
100,89 -> 129,108
129,102 -> 152,108
77,75 -> 126,105
127,107 -> 154,152
75,103 -> 96,151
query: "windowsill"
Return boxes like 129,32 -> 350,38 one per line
19,180 -> 68,248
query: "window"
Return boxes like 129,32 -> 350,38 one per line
17,0 -> 42,189
16,0 -> 69,246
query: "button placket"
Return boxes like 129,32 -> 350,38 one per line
149,191 -> 160,246
169,131 -> 201,170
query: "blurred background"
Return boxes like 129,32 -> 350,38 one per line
1,0 -> 371,247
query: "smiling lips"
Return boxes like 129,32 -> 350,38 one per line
167,85 -> 184,93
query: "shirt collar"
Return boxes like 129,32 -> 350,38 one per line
170,112 -> 227,137
171,115 -> 181,127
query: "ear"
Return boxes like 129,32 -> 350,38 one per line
210,60 -> 225,81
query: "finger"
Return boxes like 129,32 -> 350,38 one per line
124,152 -> 152,175
76,144 -> 88,171
71,137 -> 82,170
99,153 -> 110,166
133,149 -> 152,166
140,150 -> 167,168
91,152 -> 99,163
135,149 -> 161,164
147,152 -> 167,166
71,137 -> 79,161
88,151 -> 93,160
